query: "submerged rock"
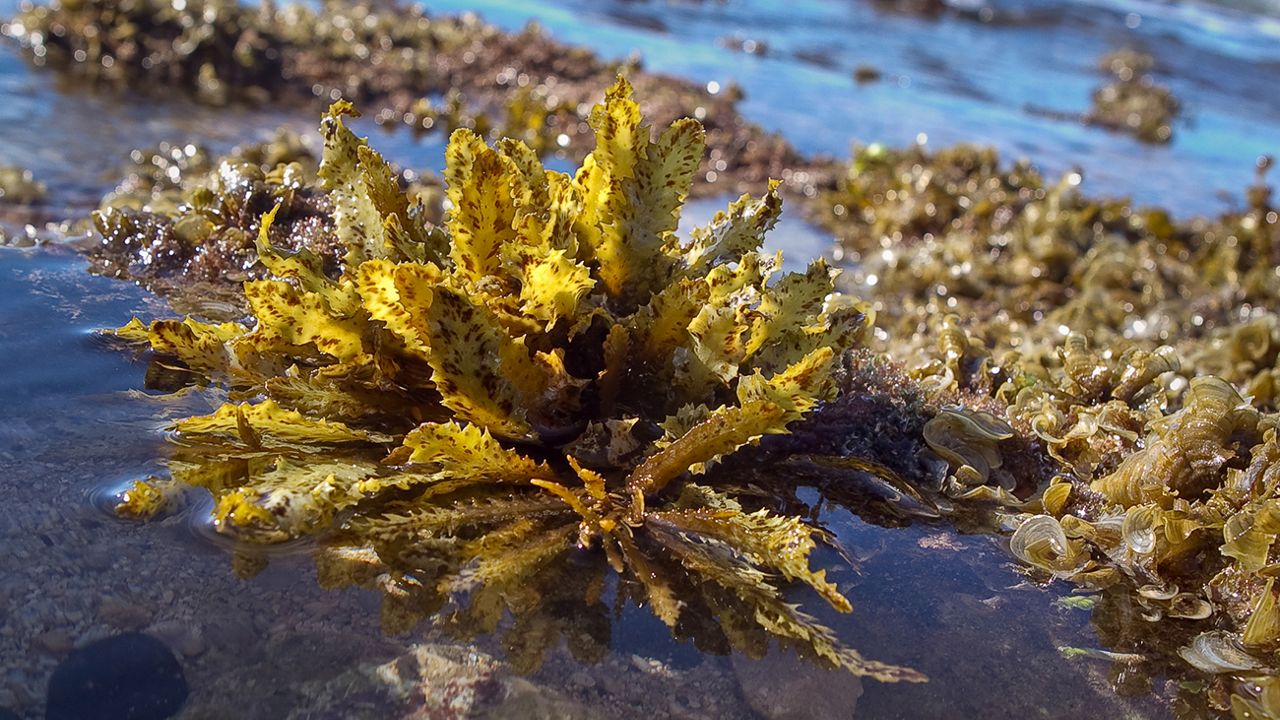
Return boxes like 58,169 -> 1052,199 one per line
45,632 -> 188,720
732,649 -> 862,720
287,643 -> 504,720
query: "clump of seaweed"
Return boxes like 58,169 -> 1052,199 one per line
83,127 -> 447,315
813,129 -> 1280,703
816,141 -> 1045,258
1087,52 -> 1180,144
87,128 -> 338,294
1009,379 -> 1280,709
0,163 -> 46,205
1023,48 -> 1180,144
833,141 -> 1277,402
7,0 -> 814,198
109,78 -> 923,682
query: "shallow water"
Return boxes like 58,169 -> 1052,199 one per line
0,0 -> 1276,717
0,247 -> 1160,717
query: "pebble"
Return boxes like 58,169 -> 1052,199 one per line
147,620 -> 207,658
568,670 -> 595,689
80,547 -> 116,571
97,597 -> 152,630
203,613 -> 259,653
597,669 -> 626,697
33,629 -> 74,657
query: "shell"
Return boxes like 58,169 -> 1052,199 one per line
1010,515 -> 1088,575
922,408 -> 1014,486
1178,632 -> 1264,673
1166,593 -> 1214,620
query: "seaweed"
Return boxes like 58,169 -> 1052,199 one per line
33,2 -> 1277,700
1087,49 -> 1180,144
6,0 -> 814,198
1022,48 -> 1181,144
108,79 -> 923,683
0,163 -> 46,205
811,127 -> 1280,704
823,141 -> 1278,410
816,141 -> 1045,259
80,126 -> 450,321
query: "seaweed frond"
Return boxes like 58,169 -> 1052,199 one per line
109,78 -> 917,681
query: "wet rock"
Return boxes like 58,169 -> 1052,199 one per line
477,677 -> 602,720
853,65 -> 882,84
732,650 -> 862,720
46,632 -> 188,720
32,629 -> 74,657
288,643 -> 503,720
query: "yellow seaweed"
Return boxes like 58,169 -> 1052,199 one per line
109,79 -> 913,682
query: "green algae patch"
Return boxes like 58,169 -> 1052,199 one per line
107,79 -> 924,683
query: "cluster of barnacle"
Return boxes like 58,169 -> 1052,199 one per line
1087,49 -> 1180,144
108,79 -> 924,683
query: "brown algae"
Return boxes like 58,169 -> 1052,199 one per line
1087,50 -> 1180,144
818,132 -> 1280,712
107,79 -> 925,683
